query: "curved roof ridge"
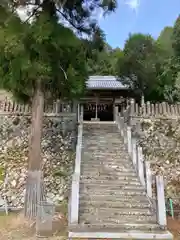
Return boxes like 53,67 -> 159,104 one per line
87,75 -> 127,90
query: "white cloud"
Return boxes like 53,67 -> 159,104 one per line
124,0 -> 140,14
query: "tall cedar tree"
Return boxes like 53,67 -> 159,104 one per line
0,0 -> 117,218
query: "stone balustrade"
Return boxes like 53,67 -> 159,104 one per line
69,108 -> 83,224
116,114 -> 167,228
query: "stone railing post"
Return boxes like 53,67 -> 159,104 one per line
80,104 -> 84,122
145,162 -> 152,198
115,106 -> 119,122
127,126 -> 132,155
147,101 -> 151,116
77,104 -> 80,123
120,117 -> 124,137
123,122 -> 127,145
137,146 -> 145,186
156,175 -> 167,227
130,98 -> 135,116
70,123 -> 83,224
131,137 -> 137,170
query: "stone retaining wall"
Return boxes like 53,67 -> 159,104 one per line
133,117 -> 180,200
0,114 -> 77,208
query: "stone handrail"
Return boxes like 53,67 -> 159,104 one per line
116,114 -> 167,228
69,117 -> 83,224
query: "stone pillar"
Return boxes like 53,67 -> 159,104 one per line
129,98 -> 135,126
80,104 -> 84,122
114,105 -> 119,122
141,95 -> 145,106
137,146 -> 145,186
55,99 -> 61,114
95,98 -> 98,120
127,126 -> 132,155
131,138 -> 137,170
145,162 -> 152,198
156,176 -> 167,227
77,103 -> 80,123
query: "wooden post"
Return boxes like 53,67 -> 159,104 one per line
156,176 -> 167,227
137,146 -> 145,186
145,162 -> 152,198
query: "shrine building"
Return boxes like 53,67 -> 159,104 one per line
79,76 -> 134,122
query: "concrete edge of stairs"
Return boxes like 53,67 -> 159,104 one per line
68,230 -> 173,239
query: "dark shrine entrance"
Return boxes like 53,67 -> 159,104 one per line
83,101 -> 114,121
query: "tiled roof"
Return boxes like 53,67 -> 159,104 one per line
86,76 -> 128,90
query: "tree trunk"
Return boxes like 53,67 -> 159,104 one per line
24,84 -> 45,218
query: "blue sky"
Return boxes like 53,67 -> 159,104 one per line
99,0 -> 180,49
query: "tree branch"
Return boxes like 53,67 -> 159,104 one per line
56,8 -> 86,33
24,4 -> 42,24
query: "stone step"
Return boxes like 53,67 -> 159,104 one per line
79,200 -> 151,209
69,229 -> 173,240
81,165 -> 135,172
83,144 -> 125,148
81,171 -> 137,178
81,171 -> 137,177
79,214 -> 157,225
79,207 -> 153,216
81,161 -> 133,167
84,149 -> 128,157
81,158 -> 131,162
81,165 -> 134,172
79,194 -> 150,203
81,169 -> 135,175
80,188 -> 146,196
70,222 -> 161,231
80,179 -> 141,186
83,153 -> 129,157
84,150 -> 127,154
83,157 -> 131,162
80,175 -> 139,181
84,141 -> 124,145
80,183 -> 144,191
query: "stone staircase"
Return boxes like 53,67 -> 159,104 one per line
69,122 -> 172,239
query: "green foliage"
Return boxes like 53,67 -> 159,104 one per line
158,15 -> 180,103
7,0 -> 117,34
172,15 -> 180,58
116,33 -> 164,99
0,0 -> 117,102
0,6 -> 88,103
157,26 -> 174,57
87,44 -> 123,76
